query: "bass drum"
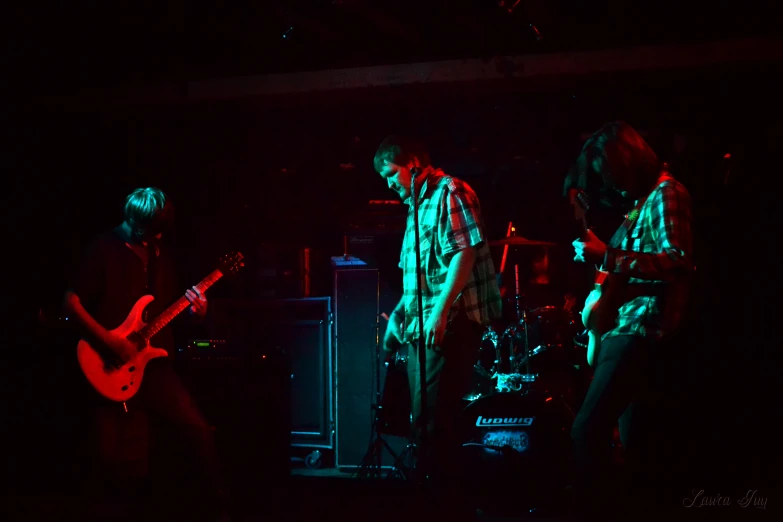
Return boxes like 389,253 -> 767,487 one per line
458,391 -> 574,510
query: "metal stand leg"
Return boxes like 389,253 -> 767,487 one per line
354,290 -> 410,481
355,405 -> 406,480
387,440 -> 417,481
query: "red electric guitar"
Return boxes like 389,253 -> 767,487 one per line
570,190 -> 621,366
77,251 -> 244,402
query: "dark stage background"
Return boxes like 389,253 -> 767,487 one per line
3,57 -> 780,500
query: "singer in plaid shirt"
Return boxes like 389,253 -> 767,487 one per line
397,169 -> 501,343
566,122 -> 694,515
374,135 -> 501,508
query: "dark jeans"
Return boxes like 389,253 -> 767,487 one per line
406,312 -> 484,488
571,334 -> 655,507
84,358 -> 224,508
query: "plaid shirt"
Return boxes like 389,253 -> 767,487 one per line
399,168 -> 501,343
600,175 -> 693,341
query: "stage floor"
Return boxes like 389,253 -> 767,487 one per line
3,464 -> 758,522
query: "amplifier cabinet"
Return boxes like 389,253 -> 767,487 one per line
333,268 -> 408,468
208,297 -> 333,449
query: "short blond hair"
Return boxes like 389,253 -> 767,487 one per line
124,187 -> 173,238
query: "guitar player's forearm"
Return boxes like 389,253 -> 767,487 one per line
602,247 -> 691,281
63,291 -> 111,345
391,298 -> 405,321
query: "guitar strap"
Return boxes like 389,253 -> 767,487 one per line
608,201 -> 644,249
146,242 -> 159,295
608,173 -> 673,249
120,235 -> 160,323
591,195 -> 651,292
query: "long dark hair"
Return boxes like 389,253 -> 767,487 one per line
564,121 -> 663,206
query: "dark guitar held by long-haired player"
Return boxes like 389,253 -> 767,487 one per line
565,121 -> 694,515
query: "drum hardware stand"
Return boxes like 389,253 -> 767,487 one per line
523,311 -> 531,379
496,263 -> 525,375
355,282 -> 405,480
483,326 -> 499,377
513,263 -> 532,380
514,263 -> 523,324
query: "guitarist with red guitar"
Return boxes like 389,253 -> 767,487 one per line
64,187 -> 235,520
565,122 -> 693,516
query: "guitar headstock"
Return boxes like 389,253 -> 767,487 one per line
218,251 -> 245,276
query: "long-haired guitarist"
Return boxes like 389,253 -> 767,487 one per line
63,187 -> 228,518
565,122 -> 693,514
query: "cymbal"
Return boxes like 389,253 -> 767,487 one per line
488,236 -> 557,247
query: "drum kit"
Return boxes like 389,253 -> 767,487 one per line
457,231 -> 587,507
380,228 -> 589,505
466,232 -> 585,399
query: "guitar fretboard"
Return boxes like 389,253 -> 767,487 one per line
139,269 -> 224,342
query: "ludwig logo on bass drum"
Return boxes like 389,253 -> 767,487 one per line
476,415 -> 535,427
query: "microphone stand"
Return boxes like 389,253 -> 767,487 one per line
410,168 -> 428,484
355,275 -> 404,480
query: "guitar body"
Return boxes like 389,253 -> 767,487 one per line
581,290 -> 603,367
77,295 -> 168,402
581,269 -> 623,366
569,189 -> 628,367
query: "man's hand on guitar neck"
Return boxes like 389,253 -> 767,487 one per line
186,286 -> 208,321
572,229 -> 608,265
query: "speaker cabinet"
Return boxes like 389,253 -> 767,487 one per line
334,268 -> 409,468
207,297 -> 333,449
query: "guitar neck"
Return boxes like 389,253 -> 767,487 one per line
138,269 -> 224,341
580,216 -> 599,281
